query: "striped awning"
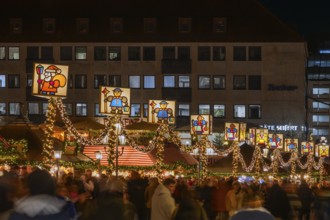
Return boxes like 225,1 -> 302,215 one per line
83,145 -> 155,167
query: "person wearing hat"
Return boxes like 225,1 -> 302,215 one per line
37,65 -> 66,96
105,87 -> 128,114
153,100 -> 173,124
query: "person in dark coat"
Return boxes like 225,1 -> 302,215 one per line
297,180 -> 314,220
265,180 -> 291,220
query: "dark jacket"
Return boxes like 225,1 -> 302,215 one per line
265,184 -> 291,220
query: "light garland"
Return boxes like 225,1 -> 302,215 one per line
42,97 -> 56,163
290,151 -> 297,180
232,142 -> 240,177
195,135 -> 208,181
254,145 -> 262,179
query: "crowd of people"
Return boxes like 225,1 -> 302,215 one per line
0,166 -> 330,220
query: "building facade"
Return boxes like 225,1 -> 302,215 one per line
0,0 -> 307,138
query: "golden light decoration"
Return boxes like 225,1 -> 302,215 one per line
239,123 -> 246,142
256,128 -> 268,146
301,141 -> 314,155
290,151 -> 298,180
284,138 -> 298,152
249,128 -> 257,146
190,114 -> 212,135
225,123 -> 239,141
194,135 -> 209,182
268,133 -> 283,150
254,145 -> 263,179
42,97 -> 56,163
232,142 -> 240,177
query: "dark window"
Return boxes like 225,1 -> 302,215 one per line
163,47 -> 175,60
233,76 -> 246,90
143,47 -> 155,61
198,47 -> 211,61
213,17 -> 227,33
178,47 -> 190,60
248,75 -> 261,90
233,46 -> 246,61
109,47 -> 121,61
249,105 -> 261,119
8,74 -> 20,88
109,75 -> 121,87
43,18 -> 56,33
68,74 -> 73,89
128,47 -> 140,61
10,19 -> 22,34
60,46 -> 72,61
213,46 -> 226,61
144,18 -> 156,33
27,74 -> 32,88
27,47 -> 39,59
77,18 -> 89,34
248,46 -> 262,61
178,18 -> 191,33
94,75 -> 107,89
94,46 -> 106,60
41,46 -> 53,60
110,18 -> 123,33
213,75 -> 225,89
75,74 -> 87,89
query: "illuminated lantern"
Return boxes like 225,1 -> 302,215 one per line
284,138 -> 298,152
301,141 -> 314,155
256,128 -> 268,146
249,128 -> 257,145
99,86 -> 131,115
190,115 -> 212,135
239,123 -> 246,142
36,64 -> 44,75
148,100 -> 176,124
268,133 -> 283,150
315,137 -> 329,157
224,122 -> 239,141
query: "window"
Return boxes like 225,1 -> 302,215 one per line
94,75 -> 107,89
198,47 -> 211,61
213,46 -> 226,61
76,18 -> 89,33
234,105 -> 246,118
214,105 -> 225,118
178,47 -> 190,60
109,75 -> 121,87
199,104 -> 210,114
75,47 -> 87,60
312,129 -> 329,136
130,104 -> 141,117
41,46 -> 53,60
42,103 -> 48,115
178,76 -> 190,88
178,17 -> 191,33
178,104 -> 190,116
248,46 -> 261,61
312,88 -> 329,95
8,47 -> 20,60
110,18 -> 123,33
0,75 -> 6,88
75,75 -> 87,89
213,75 -> 225,89
28,103 -> 40,115
76,103 -> 87,116
143,47 -> 155,61
213,17 -> 227,33
233,76 -> 246,90
9,103 -> 20,115
143,103 -> 148,117
63,103 -> 73,116
312,115 -> 330,123
128,47 -> 140,61
94,46 -> 106,60
143,75 -> 155,89
248,75 -> 261,90
27,46 -> 39,59
129,75 -> 140,88
248,105 -> 261,119
144,18 -> 156,33
163,47 -> 175,60
163,75 -> 175,87
60,46 -> 72,61
68,74 -> 73,89
95,103 -> 106,117
0,103 -> 6,115
43,18 -> 56,33
109,47 -> 121,61
27,74 -> 32,88
233,46 -> 246,61
10,18 -> 22,34
199,75 -> 211,89
0,47 -> 5,60
312,101 -> 330,109
8,75 -> 20,88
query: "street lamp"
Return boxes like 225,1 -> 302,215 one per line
53,150 -> 62,181
114,123 -> 126,177
95,151 -> 102,176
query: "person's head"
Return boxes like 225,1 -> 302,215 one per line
26,169 -> 56,196
232,181 -> 240,191
105,177 -> 126,194
163,178 -> 176,194
85,169 -> 92,178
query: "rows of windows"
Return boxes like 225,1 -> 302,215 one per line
0,74 -> 261,90
0,46 -> 262,62
0,102 -> 261,119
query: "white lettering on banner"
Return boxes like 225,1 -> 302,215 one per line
261,124 -> 300,131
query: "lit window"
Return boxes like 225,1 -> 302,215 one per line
198,76 -> 211,89
143,103 -> 148,117
214,105 -> 225,118
95,103 -> 106,117
28,103 -> 40,115
8,75 -> 20,88
75,47 -> 87,60
199,104 -> 210,114
312,88 -> 329,95
0,47 -> 5,60
9,103 -> 20,115
213,75 -> 225,89
312,101 -> 330,109
144,75 -> 155,89
312,128 -> 329,136
75,75 -> 87,89
129,75 -> 141,88
8,47 -> 20,60
76,103 -> 87,116
0,75 -> 6,88
130,104 -> 141,117
248,105 -> 261,119
164,75 -> 175,88
109,47 -> 121,61
42,103 -> 48,115
27,74 -> 32,88
0,103 -> 6,115
312,115 -> 330,122
178,104 -> 190,116
178,76 -> 190,88
234,105 -> 246,118
63,103 -> 73,116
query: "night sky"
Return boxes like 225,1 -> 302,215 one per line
259,0 -> 330,37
